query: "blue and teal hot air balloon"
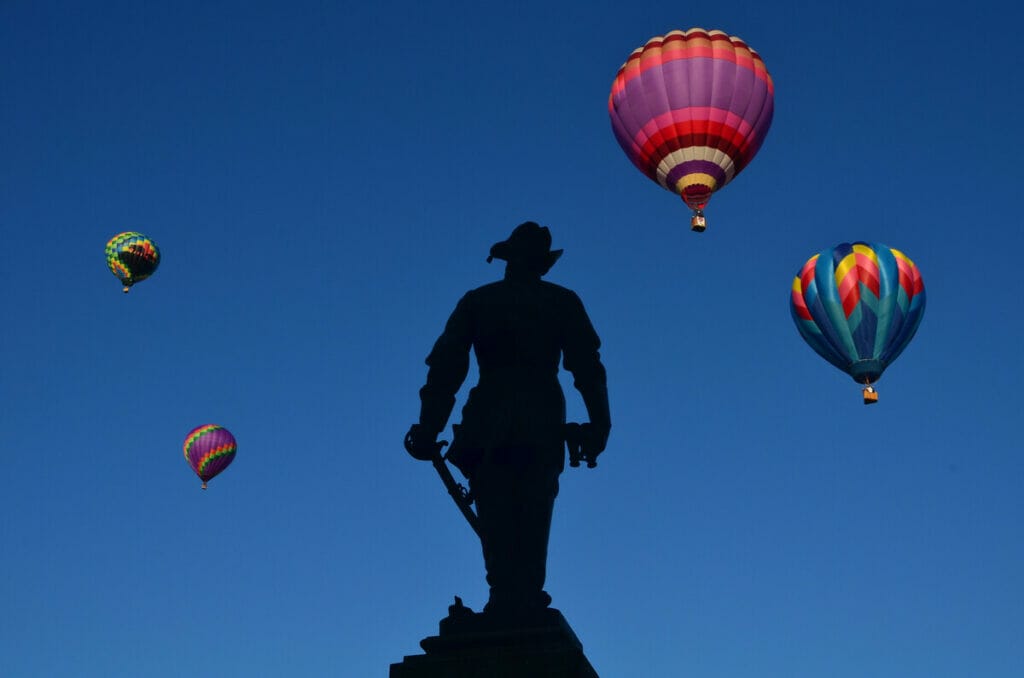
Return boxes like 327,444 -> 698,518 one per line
790,242 -> 926,404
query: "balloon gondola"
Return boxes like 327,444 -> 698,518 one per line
790,242 -> 926,404
608,28 -> 775,231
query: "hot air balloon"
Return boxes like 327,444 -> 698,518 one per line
608,28 -> 774,231
105,232 -> 160,293
790,242 -> 926,404
184,424 -> 237,489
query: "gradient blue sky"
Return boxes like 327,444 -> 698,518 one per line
3,1 -> 1022,676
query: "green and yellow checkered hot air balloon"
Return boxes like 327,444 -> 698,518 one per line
105,232 -> 160,293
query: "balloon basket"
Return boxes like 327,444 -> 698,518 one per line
862,386 -> 878,405
122,285 -> 130,293
690,211 -> 706,232
201,482 -> 208,490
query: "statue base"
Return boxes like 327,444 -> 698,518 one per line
390,598 -> 599,677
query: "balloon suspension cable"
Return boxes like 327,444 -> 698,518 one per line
690,209 -> 707,233
862,379 -> 878,405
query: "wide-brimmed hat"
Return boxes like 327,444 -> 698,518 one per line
487,222 -> 563,272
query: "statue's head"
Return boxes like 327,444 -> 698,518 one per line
487,222 -> 563,275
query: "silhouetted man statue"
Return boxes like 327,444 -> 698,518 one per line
405,222 -> 611,624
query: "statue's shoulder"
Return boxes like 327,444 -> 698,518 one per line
463,281 -> 503,303
472,280 -> 505,293
539,279 -> 575,294
538,280 -> 584,305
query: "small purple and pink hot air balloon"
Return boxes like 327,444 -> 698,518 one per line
183,424 -> 237,489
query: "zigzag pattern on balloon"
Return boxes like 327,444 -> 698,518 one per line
892,248 -> 925,301
834,244 -> 881,318
790,255 -> 818,322
196,442 -> 237,479
183,424 -> 221,452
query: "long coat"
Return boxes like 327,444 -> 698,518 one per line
419,272 -> 608,476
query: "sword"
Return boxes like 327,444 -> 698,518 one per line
405,434 -> 481,537
406,425 -> 597,537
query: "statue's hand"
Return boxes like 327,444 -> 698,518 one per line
404,424 -> 440,461
580,422 -> 609,458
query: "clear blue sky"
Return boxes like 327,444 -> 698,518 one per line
3,1 -> 1022,676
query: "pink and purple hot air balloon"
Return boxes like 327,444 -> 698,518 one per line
183,424 -> 237,489
609,28 -> 775,231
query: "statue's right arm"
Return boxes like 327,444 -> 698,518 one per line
418,293 -> 474,435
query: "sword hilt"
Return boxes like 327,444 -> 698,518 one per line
433,439 -> 449,459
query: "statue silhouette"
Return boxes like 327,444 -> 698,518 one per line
406,222 -> 611,623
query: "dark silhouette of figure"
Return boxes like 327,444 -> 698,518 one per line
406,222 -> 611,622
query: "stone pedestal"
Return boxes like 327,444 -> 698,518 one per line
390,601 -> 599,677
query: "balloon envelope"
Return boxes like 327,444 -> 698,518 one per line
790,242 -> 926,386
608,28 -> 774,213
184,424 -> 237,489
106,232 -> 160,292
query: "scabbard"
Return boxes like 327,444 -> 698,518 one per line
432,454 -> 481,537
